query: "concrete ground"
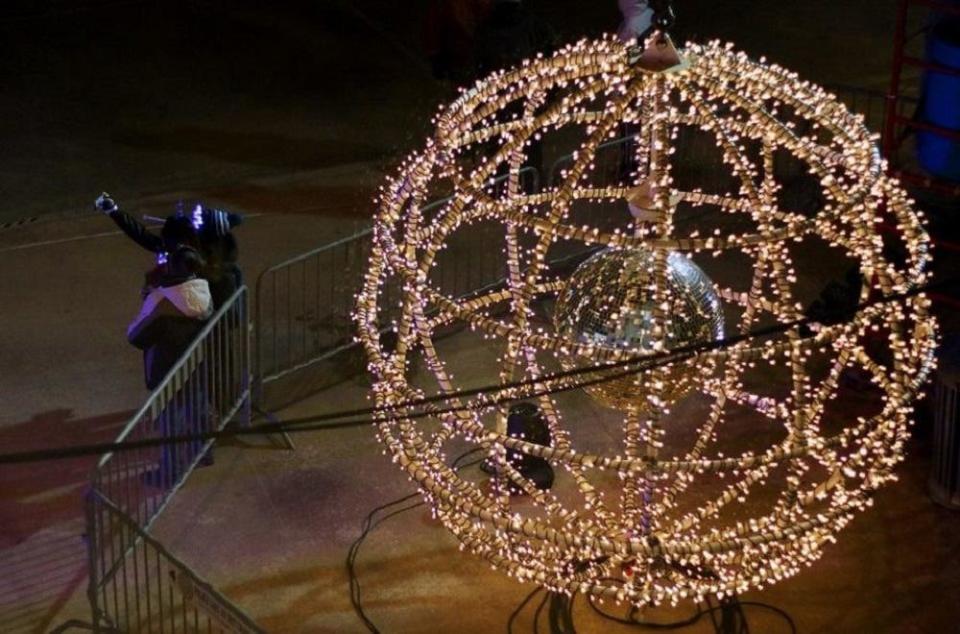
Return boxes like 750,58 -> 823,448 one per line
0,1 -> 957,633
149,330 -> 960,634
0,165 -> 374,634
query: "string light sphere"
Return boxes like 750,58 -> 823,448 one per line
355,34 -> 937,608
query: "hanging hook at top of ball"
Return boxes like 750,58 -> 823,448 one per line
631,0 -> 684,71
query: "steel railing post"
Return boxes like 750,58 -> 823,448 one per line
85,488 -> 102,633
241,290 -> 252,428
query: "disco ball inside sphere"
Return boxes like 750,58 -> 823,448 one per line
356,33 -> 937,608
554,247 -> 724,412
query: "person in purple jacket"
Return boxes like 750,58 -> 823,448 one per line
96,193 -> 234,480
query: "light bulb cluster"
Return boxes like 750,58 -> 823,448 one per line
355,36 -> 937,607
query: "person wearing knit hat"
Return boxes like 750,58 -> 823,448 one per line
96,194 -> 244,309
189,203 -> 245,309
95,193 -> 214,388
95,193 -> 239,476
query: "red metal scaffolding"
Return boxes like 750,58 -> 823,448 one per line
883,0 -> 960,196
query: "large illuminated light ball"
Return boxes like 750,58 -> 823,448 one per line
554,247 -> 724,412
355,32 -> 937,608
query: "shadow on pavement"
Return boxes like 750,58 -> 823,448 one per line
0,408 -> 131,633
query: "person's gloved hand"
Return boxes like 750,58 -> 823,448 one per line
95,192 -> 118,214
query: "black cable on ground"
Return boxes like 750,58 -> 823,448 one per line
587,590 -> 794,633
507,588 -> 543,634
734,602 -> 796,634
531,590 -> 550,634
548,592 -> 577,634
704,595 -> 720,632
348,497 -> 422,632
347,448 -> 483,633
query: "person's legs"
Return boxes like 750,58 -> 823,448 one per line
143,398 -> 181,488
195,360 -> 215,466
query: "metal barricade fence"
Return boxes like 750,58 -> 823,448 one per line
253,167 -> 539,395
87,287 -> 262,633
930,346 -> 960,509
85,496 -> 263,634
254,228 -> 374,390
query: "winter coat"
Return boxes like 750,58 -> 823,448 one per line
197,228 -> 243,308
191,207 -> 243,308
109,209 -> 225,389
127,278 -> 213,390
